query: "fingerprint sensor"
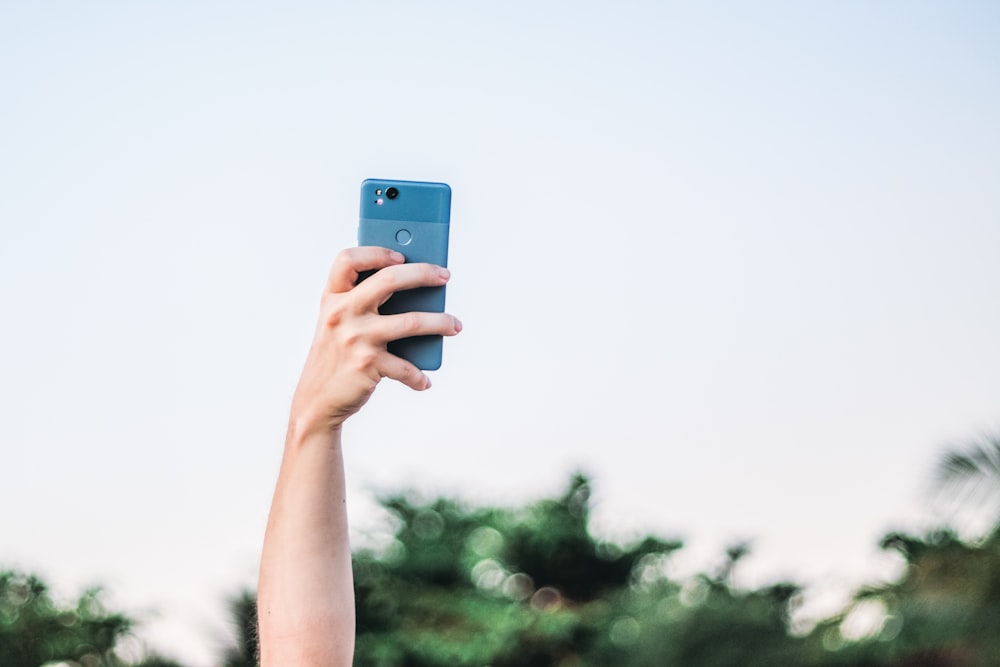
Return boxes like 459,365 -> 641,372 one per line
395,229 -> 412,245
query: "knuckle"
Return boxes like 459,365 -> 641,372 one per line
321,299 -> 347,328
396,361 -> 419,382
333,247 -> 355,264
340,328 -> 362,349
365,267 -> 394,294
383,266 -> 407,290
353,347 -> 378,371
401,312 -> 423,335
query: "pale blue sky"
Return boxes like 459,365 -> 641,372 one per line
2,2 -> 999,664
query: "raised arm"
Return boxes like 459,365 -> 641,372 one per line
258,247 -> 461,666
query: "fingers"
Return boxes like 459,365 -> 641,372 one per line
370,311 -> 463,344
326,246 -> 405,294
319,248 -> 460,397
351,262 -> 451,309
377,351 -> 432,390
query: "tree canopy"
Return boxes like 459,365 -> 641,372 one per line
5,437 -> 1000,666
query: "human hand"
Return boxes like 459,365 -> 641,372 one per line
289,246 -> 462,438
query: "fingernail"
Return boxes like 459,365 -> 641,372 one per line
437,267 -> 451,280
390,251 -> 405,262
454,318 -> 463,332
424,376 -> 432,389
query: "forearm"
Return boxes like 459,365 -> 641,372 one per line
256,248 -> 459,666
258,422 -> 355,666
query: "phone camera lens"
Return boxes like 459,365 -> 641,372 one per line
386,187 -> 399,200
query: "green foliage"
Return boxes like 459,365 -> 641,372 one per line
351,473 -> 628,666
220,590 -> 258,667
352,470 -> 1000,666
937,435 -> 1000,493
936,434 -> 1000,538
502,473 -> 682,602
583,578 -> 808,667
802,529 -> 1000,667
0,570 -> 185,667
351,473 -> 808,666
878,530 -> 1000,665
0,570 -> 131,667
8,437 -> 1000,667
133,658 -> 187,667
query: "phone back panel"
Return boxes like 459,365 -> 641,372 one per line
358,179 -> 451,370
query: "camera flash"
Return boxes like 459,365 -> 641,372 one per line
375,189 -> 383,196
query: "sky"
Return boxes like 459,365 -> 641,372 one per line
1,1 -> 999,664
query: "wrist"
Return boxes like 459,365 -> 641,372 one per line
286,411 -> 344,452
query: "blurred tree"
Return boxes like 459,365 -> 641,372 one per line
803,530 -> 1000,667
135,658 -> 187,667
0,569 -> 183,667
347,473 -> 833,666
351,473 -> 684,666
503,473 -> 683,602
584,546 -> 807,667
0,570 -> 130,667
877,529 -> 1000,666
350,468 -> 1000,666
10,439 -> 1000,667
220,590 -> 258,667
937,434 -> 1000,536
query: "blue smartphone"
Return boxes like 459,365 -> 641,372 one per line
358,179 -> 452,371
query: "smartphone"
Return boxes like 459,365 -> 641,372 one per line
358,179 -> 452,370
